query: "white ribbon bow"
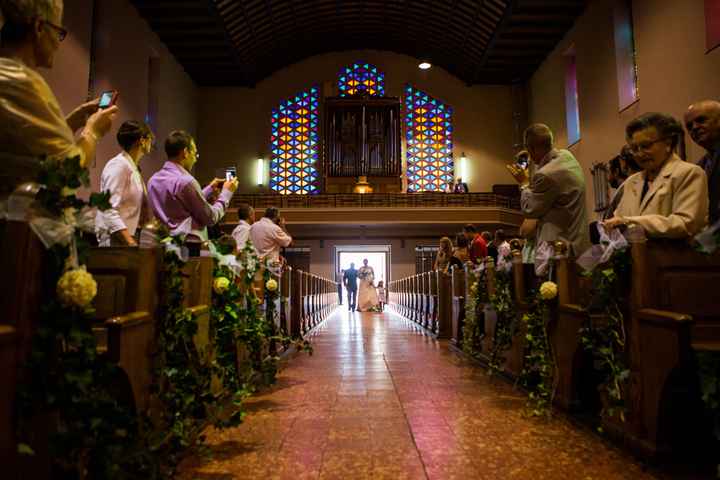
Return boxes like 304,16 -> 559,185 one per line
576,223 -> 629,272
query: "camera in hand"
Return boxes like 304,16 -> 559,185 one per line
225,167 -> 237,182
515,151 -> 529,169
98,90 -> 118,109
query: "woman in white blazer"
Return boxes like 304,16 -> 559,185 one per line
95,121 -> 154,246
604,113 -> 708,238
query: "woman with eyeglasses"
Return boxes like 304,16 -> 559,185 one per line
603,112 -> 708,238
95,121 -> 154,246
0,0 -> 117,175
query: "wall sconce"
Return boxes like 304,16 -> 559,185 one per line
459,152 -> 468,180
256,158 -> 264,185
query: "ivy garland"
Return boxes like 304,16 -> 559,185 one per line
579,248 -> 631,422
463,268 -> 488,359
521,285 -> 556,417
149,239 -> 216,474
15,157 -> 155,478
487,270 -> 517,375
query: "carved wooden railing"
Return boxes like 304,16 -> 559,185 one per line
231,192 -> 520,210
388,238 -> 720,461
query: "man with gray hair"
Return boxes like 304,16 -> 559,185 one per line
684,100 -> 720,224
0,0 -> 116,171
508,123 -> 590,257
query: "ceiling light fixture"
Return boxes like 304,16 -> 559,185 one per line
418,62 -> 432,70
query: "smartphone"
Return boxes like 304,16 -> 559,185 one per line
224,167 -> 237,182
98,90 -> 118,109
515,152 -> 529,169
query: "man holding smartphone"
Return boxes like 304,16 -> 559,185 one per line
148,130 -> 238,243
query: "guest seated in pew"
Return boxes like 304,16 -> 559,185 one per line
95,121 -> 154,246
231,203 -> 257,253
684,100 -> 720,224
604,112 -> 709,238
148,130 -> 238,243
0,0 -> 117,170
452,233 -> 470,264
508,124 -> 590,257
463,224 -> 488,264
444,180 -> 454,193
249,206 -> 292,264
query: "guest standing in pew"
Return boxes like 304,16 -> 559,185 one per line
147,130 -> 238,243
434,236 -> 454,273
231,203 -> 257,253
95,121 -> 154,247
452,233 -> 470,264
684,100 -> 720,224
462,224 -> 488,264
0,0 -> 117,174
482,231 -> 497,263
604,113 -> 708,237
508,124 -> 590,257
249,206 -> 292,264
494,229 -> 512,272
444,181 -> 454,193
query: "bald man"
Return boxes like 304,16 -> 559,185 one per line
509,124 -> 590,258
685,100 -> 720,223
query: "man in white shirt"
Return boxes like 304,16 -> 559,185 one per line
231,203 -> 256,253
249,207 -> 292,263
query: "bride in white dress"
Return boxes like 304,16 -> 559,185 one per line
357,258 -> 379,311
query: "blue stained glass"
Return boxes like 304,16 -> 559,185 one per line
338,61 -> 386,97
404,85 -> 454,192
269,86 -> 319,195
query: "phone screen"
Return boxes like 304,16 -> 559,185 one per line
98,91 -> 114,108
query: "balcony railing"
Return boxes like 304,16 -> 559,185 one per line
230,192 -> 520,210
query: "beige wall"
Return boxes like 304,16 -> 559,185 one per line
197,50 -> 516,193
41,0 -> 197,189
529,0 -> 720,216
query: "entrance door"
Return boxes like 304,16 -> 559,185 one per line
335,245 -> 391,306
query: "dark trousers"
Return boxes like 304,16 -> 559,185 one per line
347,288 -> 357,310
338,283 -> 343,304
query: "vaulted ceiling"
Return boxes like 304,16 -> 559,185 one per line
130,0 -> 587,87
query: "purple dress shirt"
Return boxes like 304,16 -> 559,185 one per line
147,161 -> 233,241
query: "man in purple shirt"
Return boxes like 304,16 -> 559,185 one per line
148,130 -> 238,241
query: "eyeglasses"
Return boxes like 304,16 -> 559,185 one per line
626,136 -> 671,154
43,20 -> 68,41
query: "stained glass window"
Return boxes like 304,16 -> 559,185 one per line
404,85 -> 454,192
613,0 -> 639,110
338,62 -> 385,97
565,48 -> 581,145
270,86 -> 319,195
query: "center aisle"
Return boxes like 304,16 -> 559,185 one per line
178,308 -> 657,480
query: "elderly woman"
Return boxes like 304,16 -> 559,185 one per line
604,113 -> 708,237
0,0 -> 117,174
95,121 -> 154,246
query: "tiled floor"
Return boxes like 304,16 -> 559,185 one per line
178,308 -> 661,479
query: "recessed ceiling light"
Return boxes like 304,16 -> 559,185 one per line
418,62 -> 432,70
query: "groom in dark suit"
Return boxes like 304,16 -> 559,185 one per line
343,263 -> 359,311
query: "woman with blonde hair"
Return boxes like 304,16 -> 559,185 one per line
434,236 -> 454,273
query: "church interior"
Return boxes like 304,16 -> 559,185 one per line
1,0 -> 720,478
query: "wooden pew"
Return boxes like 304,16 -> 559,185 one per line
87,247 -> 161,413
0,325 -> 17,469
436,270 -> 453,338
450,266 -> 465,347
548,242 -> 592,411
609,239 -> 720,458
